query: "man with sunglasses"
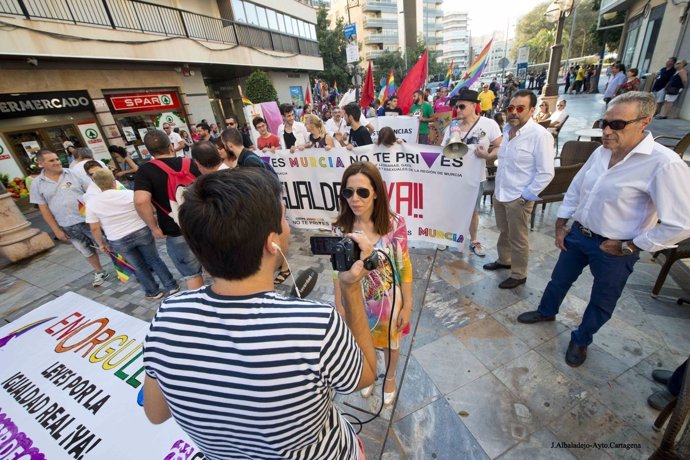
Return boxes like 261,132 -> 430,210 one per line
517,92 -> 690,367
484,90 -> 555,289
441,89 -> 502,258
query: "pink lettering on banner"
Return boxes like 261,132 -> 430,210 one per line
0,411 -> 47,459
385,181 -> 424,218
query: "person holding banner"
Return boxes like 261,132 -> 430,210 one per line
441,89 -> 502,258
484,90 -> 554,289
409,90 -> 434,144
277,103 -> 309,152
252,116 -> 281,153
333,162 -> 413,406
304,114 -> 336,150
143,168 -> 376,460
344,103 -> 373,148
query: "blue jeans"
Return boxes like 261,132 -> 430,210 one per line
537,225 -> 639,347
109,227 -> 178,296
166,235 -> 202,280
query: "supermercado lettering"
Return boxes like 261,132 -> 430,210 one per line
0,292 -> 203,459
266,143 -> 481,248
0,91 -> 94,120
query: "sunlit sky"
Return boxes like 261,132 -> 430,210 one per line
444,0 -> 547,37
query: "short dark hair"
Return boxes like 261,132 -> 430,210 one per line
252,116 -> 267,129
191,141 -> 222,169
83,160 -> 103,175
108,145 -> 127,157
670,56 -> 678,64
143,129 -> 171,156
413,90 -> 423,97
36,149 -> 56,161
196,122 -> 211,133
511,90 -> 537,108
279,103 -> 294,116
178,168 -> 283,280
344,103 -> 361,120
220,128 -> 243,148
377,127 -> 397,147
225,115 -> 238,125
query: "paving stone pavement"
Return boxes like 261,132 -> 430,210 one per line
2,91 -> 689,458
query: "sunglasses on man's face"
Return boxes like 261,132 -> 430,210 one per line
456,104 -> 470,110
341,187 -> 371,199
597,117 -> 646,130
506,105 -> 527,114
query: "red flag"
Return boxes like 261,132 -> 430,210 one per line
360,61 -> 375,109
397,51 -> 428,114
304,84 -> 311,108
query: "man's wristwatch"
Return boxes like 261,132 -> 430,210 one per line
621,241 -> 638,256
363,251 -> 379,271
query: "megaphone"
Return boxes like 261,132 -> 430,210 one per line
442,120 -> 468,159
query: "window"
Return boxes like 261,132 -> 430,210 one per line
276,13 -> 286,32
267,9 -> 278,30
256,6 -> 268,28
291,17 -> 299,36
285,15 -> 294,34
308,23 -> 316,40
232,0 -> 246,22
244,2 -> 258,25
297,20 -> 306,38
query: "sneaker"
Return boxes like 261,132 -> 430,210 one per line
167,287 -> 180,296
470,241 -> 486,257
92,271 -> 109,287
145,292 -> 164,301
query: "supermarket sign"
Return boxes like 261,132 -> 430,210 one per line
107,92 -> 181,113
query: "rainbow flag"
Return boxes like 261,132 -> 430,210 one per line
0,317 -> 57,349
442,60 -> 454,87
449,39 -> 493,97
108,249 -> 136,282
378,69 -> 396,105
78,200 -> 85,216
241,96 -> 253,106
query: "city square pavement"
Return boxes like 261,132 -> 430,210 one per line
2,91 -> 689,459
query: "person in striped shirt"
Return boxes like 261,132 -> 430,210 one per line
142,168 -> 377,460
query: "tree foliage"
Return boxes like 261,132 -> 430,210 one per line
312,4 -> 349,91
512,0 -> 614,65
245,69 -> 278,103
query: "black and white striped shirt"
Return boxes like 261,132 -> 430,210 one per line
144,288 -> 363,460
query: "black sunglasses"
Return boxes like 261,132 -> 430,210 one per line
598,117 -> 646,130
342,187 -> 371,199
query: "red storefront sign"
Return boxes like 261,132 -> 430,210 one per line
107,92 -> 181,113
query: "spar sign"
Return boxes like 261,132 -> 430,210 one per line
106,92 -> 181,113
262,144 -> 482,248
0,292 -> 203,460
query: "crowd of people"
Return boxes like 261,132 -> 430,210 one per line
25,58 -> 690,458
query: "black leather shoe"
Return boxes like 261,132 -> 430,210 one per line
483,261 -> 511,271
498,277 -> 526,289
517,310 -> 556,324
565,340 -> 587,367
652,369 -> 673,385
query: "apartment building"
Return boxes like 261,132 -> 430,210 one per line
442,12 -> 470,70
0,0 -> 322,177
328,0 -> 442,63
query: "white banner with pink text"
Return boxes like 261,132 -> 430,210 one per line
263,144 -> 482,249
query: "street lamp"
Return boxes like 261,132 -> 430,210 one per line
541,0 -> 574,112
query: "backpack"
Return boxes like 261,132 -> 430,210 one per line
238,150 -> 279,179
149,157 -> 197,225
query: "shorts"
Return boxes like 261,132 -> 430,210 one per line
62,222 -> 97,258
664,93 -> 680,103
166,235 -> 202,280
654,89 -> 666,103
475,181 -> 485,210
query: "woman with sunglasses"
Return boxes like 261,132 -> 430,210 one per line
533,101 -> 551,123
333,161 -> 413,406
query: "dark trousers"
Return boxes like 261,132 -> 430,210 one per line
537,225 -> 639,347
669,359 -> 688,397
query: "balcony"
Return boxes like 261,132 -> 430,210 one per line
363,18 -> 398,29
364,33 -> 399,45
426,9 -> 444,18
365,50 -> 385,60
362,1 -> 398,13
0,0 -> 320,57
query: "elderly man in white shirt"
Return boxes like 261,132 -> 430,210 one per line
548,99 -> 568,132
517,92 -> 690,367
163,123 -> 185,156
483,90 -> 555,289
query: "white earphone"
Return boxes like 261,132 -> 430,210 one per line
272,242 -> 280,250
271,242 -> 301,298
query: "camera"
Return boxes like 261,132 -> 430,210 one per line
310,236 -> 377,272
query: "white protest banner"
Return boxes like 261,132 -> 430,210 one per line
264,144 -> 481,248
368,116 -> 420,144
0,292 -> 203,459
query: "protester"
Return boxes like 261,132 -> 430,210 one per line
179,130 -> 192,156
30,149 -> 109,287
191,141 -> 229,174
433,86 -> 452,114
332,161 -> 413,406
656,60 -> 688,119
163,123 -> 185,155
69,147 -> 105,185
196,123 -> 212,142
252,116 -> 281,152
516,92 -> 690,366
441,89 -> 502,258
409,90 -> 434,144
86,169 -> 178,300
477,84 -> 496,117
344,103 -> 373,148
325,106 -> 349,146
384,96 -> 403,116
484,90 -> 555,289
278,103 -> 309,152
134,130 -> 203,290
225,115 -> 255,149
304,114 -> 335,150
143,168 -> 376,459
376,127 -> 403,147
108,145 -> 138,189
82,160 -> 126,204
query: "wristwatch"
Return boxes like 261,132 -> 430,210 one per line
621,241 -> 636,256
363,251 -> 379,270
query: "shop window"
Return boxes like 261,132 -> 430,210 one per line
6,124 -> 82,172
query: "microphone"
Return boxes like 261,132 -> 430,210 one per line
290,269 -> 319,298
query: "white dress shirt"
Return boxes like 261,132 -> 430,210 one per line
549,109 -> 568,125
558,133 -> 690,252
277,122 -> 309,149
325,116 -> 348,136
495,119 -> 555,202
604,71 -> 626,98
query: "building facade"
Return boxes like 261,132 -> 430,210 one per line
441,12 -> 470,70
0,0 -> 322,178
471,30 -> 514,77
328,0 -> 442,63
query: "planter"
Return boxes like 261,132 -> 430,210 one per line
13,196 -> 33,213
